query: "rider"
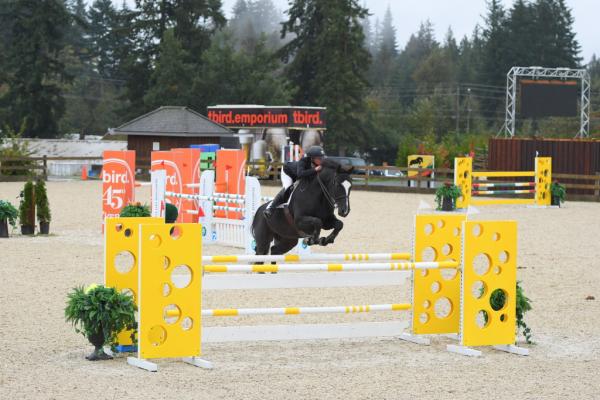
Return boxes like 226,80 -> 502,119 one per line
264,145 -> 325,218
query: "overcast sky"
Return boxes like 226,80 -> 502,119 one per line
218,0 -> 599,62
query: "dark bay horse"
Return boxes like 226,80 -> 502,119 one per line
252,159 -> 353,256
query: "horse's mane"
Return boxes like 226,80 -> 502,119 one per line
322,158 -> 341,169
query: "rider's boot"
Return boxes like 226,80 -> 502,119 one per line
264,188 -> 287,218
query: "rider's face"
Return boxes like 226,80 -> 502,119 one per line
312,157 -> 323,166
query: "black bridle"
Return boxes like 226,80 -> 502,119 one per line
316,170 -> 348,209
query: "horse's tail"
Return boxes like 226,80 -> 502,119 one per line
251,203 -> 266,239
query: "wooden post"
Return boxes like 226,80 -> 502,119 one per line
29,183 -> 36,231
42,155 -> 48,181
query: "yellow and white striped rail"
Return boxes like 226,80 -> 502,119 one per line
203,261 -> 459,273
472,170 -> 535,178
201,252 -> 412,264
201,303 -> 411,317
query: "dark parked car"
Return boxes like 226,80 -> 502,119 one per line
327,156 -> 368,175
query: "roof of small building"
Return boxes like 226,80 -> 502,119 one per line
109,106 -> 233,137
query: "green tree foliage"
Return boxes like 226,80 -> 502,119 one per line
144,29 -> 195,109
193,32 -> 293,111
281,0 -> 371,154
230,0 -> 283,51
370,6 -> 397,87
0,0 -> 71,138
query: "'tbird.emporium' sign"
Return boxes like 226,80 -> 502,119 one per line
207,106 -> 326,130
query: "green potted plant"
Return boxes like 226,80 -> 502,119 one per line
19,181 -> 35,235
0,200 -> 18,238
35,179 -> 51,234
434,181 -> 462,211
119,202 -> 151,218
550,181 -> 566,207
65,284 -> 137,361
489,281 -> 533,344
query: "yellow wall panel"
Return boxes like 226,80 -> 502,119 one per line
454,158 -> 472,209
535,157 -> 552,206
138,223 -> 202,359
460,220 -> 517,346
412,214 -> 466,334
104,217 -> 163,345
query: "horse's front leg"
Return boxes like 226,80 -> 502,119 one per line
296,216 -> 322,246
319,218 -> 343,246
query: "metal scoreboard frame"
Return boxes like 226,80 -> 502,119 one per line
501,66 -> 591,138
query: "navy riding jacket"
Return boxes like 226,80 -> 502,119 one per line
283,157 -> 317,181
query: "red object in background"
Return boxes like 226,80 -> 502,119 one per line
102,150 -> 135,221
172,148 -> 201,223
215,149 -> 247,219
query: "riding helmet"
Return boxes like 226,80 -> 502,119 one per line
306,145 -> 325,158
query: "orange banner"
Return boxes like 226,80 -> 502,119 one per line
172,148 -> 201,223
215,149 -> 247,219
102,150 -> 135,221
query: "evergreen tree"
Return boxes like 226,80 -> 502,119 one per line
371,6 -> 397,87
480,0 -> 509,86
393,21 -> 438,104
134,0 -> 226,64
193,32 -> 293,111
281,0 -> 371,154
361,15 -> 375,55
506,0 -> 536,67
531,0 -> 581,67
88,0 -> 128,79
0,0 -> 71,137
144,29 -> 194,109
229,0 -> 282,51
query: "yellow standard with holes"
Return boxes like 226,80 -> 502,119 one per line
138,223 -> 202,359
535,157 -> 552,206
460,220 -> 517,346
104,217 -> 163,346
412,214 -> 466,334
454,157 -> 472,209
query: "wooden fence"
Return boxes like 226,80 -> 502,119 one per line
2,156 -> 599,202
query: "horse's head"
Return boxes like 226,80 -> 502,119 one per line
319,159 -> 353,217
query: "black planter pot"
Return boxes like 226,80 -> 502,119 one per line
39,221 -> 50,234
441,196 -> 455,211
20,225 -> 34,235
551,196 -> 562,207
85,329 -> 112,361
0,219 -> 8,238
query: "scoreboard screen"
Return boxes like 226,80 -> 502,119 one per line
520,80 -> 578,118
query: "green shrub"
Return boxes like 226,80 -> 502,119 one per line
0,124 -> 35,176
119,202 -> 151,218
65,285 -> 136,360
434,182 -> 462,210
551,181 -> 566,203
19,181 -> 35,226
0,200 -> 19,227
489,281 -> 533,344
35,179 -> 51,223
